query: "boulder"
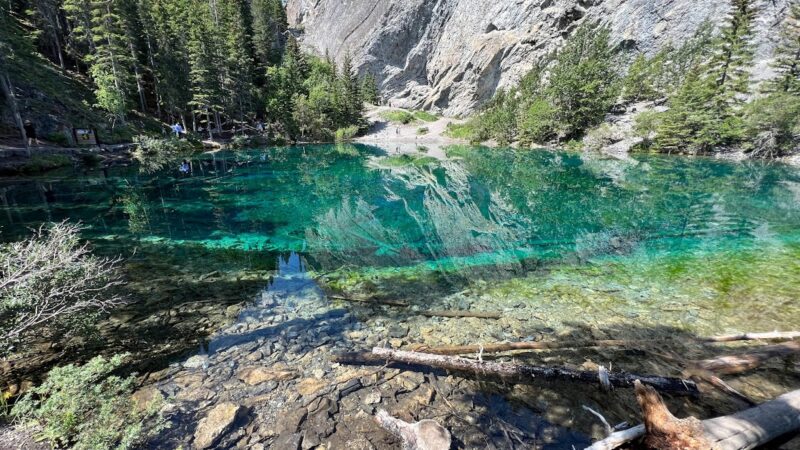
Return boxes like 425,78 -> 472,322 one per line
237,366 -> 297,385
193,402 -> 246,449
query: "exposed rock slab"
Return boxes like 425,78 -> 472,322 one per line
193,402 -> 246,449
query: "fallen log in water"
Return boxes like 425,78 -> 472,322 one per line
418,310 -> 502,319
347,347 -> 698,395
692,340 -> 800,375
586,381 -> 800,450
375,409 -> 452,450
410,330 -> 800,356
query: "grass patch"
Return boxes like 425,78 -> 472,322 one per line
444,122 -> 478,141
414,111 -> 438,122
380,110 -> 416,124
417,127 -> 429,135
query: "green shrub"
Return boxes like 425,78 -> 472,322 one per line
413,111 -> 438,122
12,354 -> 166,450
517,98 -> 557,146
0,222 -> 123,348
334,125 -> 360,142
380,110 -> 415,124
132,135 -> 198,173
229,135 -> 252,149
416,127 -> 429,135
19,154 -> 72,173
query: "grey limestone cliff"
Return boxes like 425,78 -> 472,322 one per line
286,0 -> 788,116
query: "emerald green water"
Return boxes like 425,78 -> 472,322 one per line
2,144 -> 800,358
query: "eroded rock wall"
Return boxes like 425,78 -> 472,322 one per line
286,0 -> 788,116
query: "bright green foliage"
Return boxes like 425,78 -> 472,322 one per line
12,354 -> 165,450
621,54 -> 660,102
768,2 -> 800,93
743,91 -> 800,156
517,98 -> 557,145
475,89 -> 519,145
711,0 -> 756,93
545,25 -> 619,138
335,125 -> 360,142
132,135 -> 199,173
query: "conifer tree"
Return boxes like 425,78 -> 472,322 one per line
250,0 -> 286,68
360,72 -> 379,105
770,1 -> 800,93
87,0 -> 136,122
27,0 -> 67,69
338,53 -> 363,126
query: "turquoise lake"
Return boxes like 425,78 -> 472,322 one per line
2,143 -> 800,377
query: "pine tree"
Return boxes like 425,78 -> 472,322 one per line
769,1 -> 800,93
219,0 -> 256,128
360,72 -> 379,105
27,0 -> 67,69
250,0 -> 286,68
63,0 -> 96,67
185,0 -> 223,138
87,0 -> 136,122
712,0 -> 756,94
544,24 -> 619,139
338,52 -> 362,126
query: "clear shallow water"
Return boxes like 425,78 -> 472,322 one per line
2,143 -> 800,344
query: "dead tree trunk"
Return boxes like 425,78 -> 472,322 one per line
587,382 -> 800,450
364,348 -> 698,395
375,409 -> 451,450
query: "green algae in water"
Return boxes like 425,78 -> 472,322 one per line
1,144 -> 800,336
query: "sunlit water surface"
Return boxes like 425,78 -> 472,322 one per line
2,143 -> 800,378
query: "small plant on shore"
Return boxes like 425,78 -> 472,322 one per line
132,135 -> 198,173
0,222 -> 124,350
12,354 -> 166,450
417,127 -> 429,135
335,125 -> 360,142
19,154 -> 73,174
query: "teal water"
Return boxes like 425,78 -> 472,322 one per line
2,143 -> 800,350
2,144 -> 799,270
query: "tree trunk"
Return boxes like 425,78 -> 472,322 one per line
588,383 -> 800,450
0,70 -> 29,156
353,348 -> 699,395
693,340 -> 800,375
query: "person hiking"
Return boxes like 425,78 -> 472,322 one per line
23,120 -> 39,147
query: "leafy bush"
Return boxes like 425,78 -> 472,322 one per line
517,98 -> 557,146
632,110 -> 664,150
416,127 -> 429,135
380,110 -> 415,124
19,154 -> 73,173
334,125 -> 360,142
229,135 -> 252,149
0,222 -> 124,349
12,354 -> 166,450
413,111 -> 438,122
132,135 -> 198,173
743,92 -> 800,157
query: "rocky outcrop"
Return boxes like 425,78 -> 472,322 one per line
193,402 -> 247,449
287,0 -> 789,116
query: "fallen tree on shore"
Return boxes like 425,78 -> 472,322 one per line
587,381 -> 800,450
335,347 -> 699,395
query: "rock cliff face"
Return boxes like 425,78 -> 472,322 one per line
286,0 -> 787,116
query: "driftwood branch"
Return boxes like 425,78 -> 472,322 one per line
413,331 -> 800,356
587,382 -> 800,450
362,347 -> 698,395
419,310 -> 502,319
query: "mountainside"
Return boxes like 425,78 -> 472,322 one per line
287,0 -> 788,116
